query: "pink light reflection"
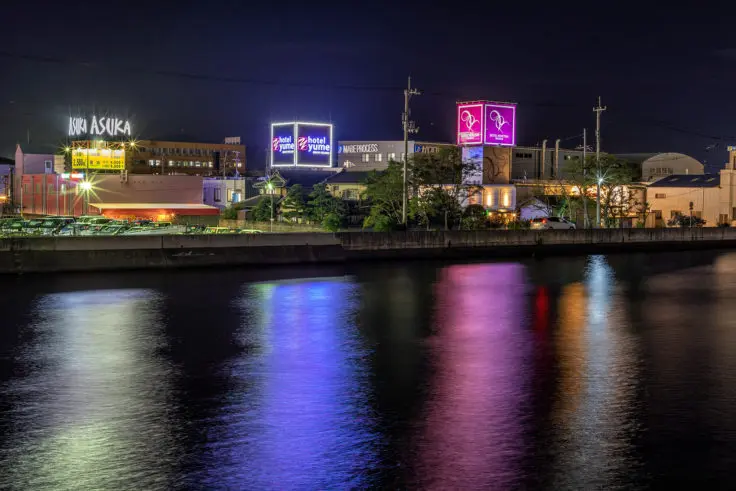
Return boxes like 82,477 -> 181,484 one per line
411,263 -> 530,489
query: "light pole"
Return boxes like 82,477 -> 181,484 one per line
596,177 -> 603,228
593,96 -> 606,228
402,76 -> 421,225
267,181 -> 274,233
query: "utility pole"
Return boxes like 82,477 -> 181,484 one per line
582,128 -> 588,228
593,96 -> 606,228
402,76 -> 420,225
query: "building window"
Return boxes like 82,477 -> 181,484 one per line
227,189 -> 234,202
361,154 -> 370,162
653,210 -> 662,219
400,153 -> 405,161
374,153 -> 382,162
671,210 -> 681,218
655,193 -> 666,199
388,153 -> 396,161
214,188 -> 222,202
44,160 -> 52,172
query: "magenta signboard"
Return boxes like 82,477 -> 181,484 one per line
457,103 -> 484,145
484,103 -> 516,146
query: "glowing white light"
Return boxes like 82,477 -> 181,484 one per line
79,181 -> 92,191
270,121 -> 333,168
68,116 -> 132,137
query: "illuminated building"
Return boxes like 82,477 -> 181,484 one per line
337,141 -> 454,172
70,139 -> 245,176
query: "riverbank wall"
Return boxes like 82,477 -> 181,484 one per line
2,228 -> 736,273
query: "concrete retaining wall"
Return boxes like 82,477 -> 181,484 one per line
2,228 -> 736,274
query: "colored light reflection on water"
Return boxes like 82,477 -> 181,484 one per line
2,251 -> 736,487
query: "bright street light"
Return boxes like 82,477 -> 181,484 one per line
79,181 -> 92,191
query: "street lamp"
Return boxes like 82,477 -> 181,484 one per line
267,182 -> 274,233
80,180 -> 92,215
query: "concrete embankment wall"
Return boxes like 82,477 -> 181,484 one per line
2,228 -> 736,273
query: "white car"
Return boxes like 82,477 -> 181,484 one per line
530,217 -> 576,230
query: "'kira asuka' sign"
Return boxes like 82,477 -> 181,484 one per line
68,116 -> 132,137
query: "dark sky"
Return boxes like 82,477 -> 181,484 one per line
2,1 -> 736,170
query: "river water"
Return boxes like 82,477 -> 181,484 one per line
1,251 -> 736,489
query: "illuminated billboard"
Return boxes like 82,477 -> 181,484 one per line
484,103 -> 516,146
296,123 -> 332,167
457,103 -> 484,145
457,101 -> 517,147
68,115 -> 132,138
71,148 -> 126,170
270,122 -> 333,167
271,123 -> 296,167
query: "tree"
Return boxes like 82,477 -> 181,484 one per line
322,212 -> 342,232
281,184 -> 308,222
410,147 -> 482,230
307,183 -> 345,224
461,204 -> 489,230
667,214 -> 706,228
556,154 -> 643,227
251,196 -> 278,222
362,162 -> 404,230
221,206 -> 238,220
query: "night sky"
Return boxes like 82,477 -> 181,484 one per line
2,1 -> 735,170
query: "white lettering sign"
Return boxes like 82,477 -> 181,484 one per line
341,143 -> 379,154
68,116 -> 132,137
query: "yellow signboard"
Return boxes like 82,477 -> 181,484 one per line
72,150 -> 126,170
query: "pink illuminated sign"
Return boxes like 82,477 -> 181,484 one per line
456,103 -> 484,145
484,103 -> 516,146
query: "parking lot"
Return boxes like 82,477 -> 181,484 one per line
0,216 -> 264,237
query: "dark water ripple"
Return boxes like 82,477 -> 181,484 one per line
1,251 -> 736,489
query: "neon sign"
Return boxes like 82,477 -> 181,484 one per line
457,103 -> 484,145
68,116 -> 132,137
270,122 -> 333,167
456,101 -> 517,147
484,103 -> 516,146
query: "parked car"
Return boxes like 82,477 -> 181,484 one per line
530,217 -> 577,230
38,217 -> 76,236
204,227 -> 240,235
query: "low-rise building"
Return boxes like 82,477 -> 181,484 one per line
647,174 -> 722,227
203,177 -> 246,210
69,138 -> 245,176
337,141 -> 454,171
616,152 -> 704,182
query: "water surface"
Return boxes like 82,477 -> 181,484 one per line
1,251 -> 735,489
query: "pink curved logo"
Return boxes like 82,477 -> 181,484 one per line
272,137 -> 281,151
488,110 -> 509,133
297,137 -> 308,151
461,110 -> 479,131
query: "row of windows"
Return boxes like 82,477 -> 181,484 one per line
145,160 -> 244,168
650,167 -> 674,175
147,147 -> 239,157
515,152 -> 533,159
209,188 -> 242,203
359,152 -> 402,163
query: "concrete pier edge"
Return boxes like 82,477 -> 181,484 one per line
1,228 -> 735,274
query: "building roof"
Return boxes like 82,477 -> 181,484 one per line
0,157 -> 14,166
324,171 -> 374,184
90,203 -> 220,215
276,169 -> 336,188
648,174 -> 720,188
616,152 -> 702,166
